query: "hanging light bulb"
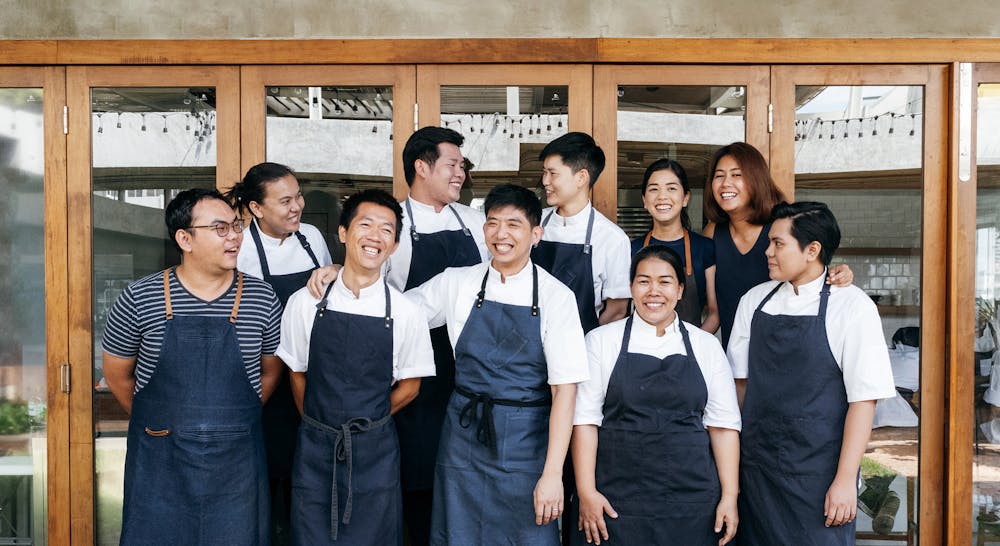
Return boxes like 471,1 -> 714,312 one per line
185,114 -> 191,131
909,114 -> 916,136
140,113 -> 146,132
872,115 -> 878,136
546,115 -> 552,132
818,120 -> 824,139
843,120 -> 848,139
372,124 -> 378,134
116,113 -> 122,129
888,114 -> 895,134
163,115 -> 169,133
97,114 -> 104,134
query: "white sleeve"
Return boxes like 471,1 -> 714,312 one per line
840,297 -> 897,402
315,237 -> 333,267
602,230 -> 633,301
542,286 -> 590,385
574,329 -> 611,426
275,290 -> 315,373
405,269 -> 451,329
726,293 -> 755,379
699,336 -> 742,431
393,295 -> 437,382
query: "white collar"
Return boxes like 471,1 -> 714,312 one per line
632,310 -> 680,337
780,268 -> 829,297
332,274 -> 385,300
407,196 -> 454,215
252,218 -> 294,245
549,202 -> 593,226
488,260 -> 532,282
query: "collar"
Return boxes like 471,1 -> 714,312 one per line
332,273 -> 385,300
550,201 -> 593,226
781,268 -> 829,297
632,310 -> 679,337
488,259 -> 532,282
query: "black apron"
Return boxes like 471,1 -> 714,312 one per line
430,264 -> 559,545
395,200 -> 482,493
641,230 -> 702,327
290,279 -> 400,545
571,316 -> 720,545
738,282 -> 854,545
531,207 -> 600,334
121,270 -> 269,545
249,220 -> 321,545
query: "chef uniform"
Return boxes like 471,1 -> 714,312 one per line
407,261 -> 588,546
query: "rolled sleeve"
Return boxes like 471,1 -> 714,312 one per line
573,330 -> 609,426
393,296 -> 436,382
603,233 -> 633,300
276,290 -> 314,373
542,288 -> 590,385
726,294 -> 754,379
841,298 -> 897,402
701,340 -> 742,431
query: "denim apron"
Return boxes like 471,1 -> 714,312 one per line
249,220 -> 321,545
738,282 -> 854,545
641,230 -> 702,327
430,264 -> 558,546
395,200 -> 481,545
531,207 -> 599,333
571,316 -> 720,545
120,270 -> 269,546
290,278 -> 400,545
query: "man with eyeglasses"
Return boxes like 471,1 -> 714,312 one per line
101,188 -> 284,545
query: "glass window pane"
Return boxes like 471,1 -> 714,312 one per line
440,85 -> 568,210
0,87 -> 47,545
794,85 -> 923,544
974,82 -> 1000,544
615,84 -> 746,236
266,86 -> 394,265
91,87 -> 217,545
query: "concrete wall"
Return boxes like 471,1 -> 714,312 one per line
2,0 -> 1000,39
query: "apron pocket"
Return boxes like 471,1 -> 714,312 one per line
500,408 -> 548,473
780,417 -> 843,476
174,425 -> 256,499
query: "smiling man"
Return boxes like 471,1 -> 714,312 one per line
277,189 -> 434,545
101,188 -> 284,545
727,201 -> 895,545
407,183 -> 588,545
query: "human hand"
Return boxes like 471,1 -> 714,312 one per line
533,472 -> 564,526
306,265 -> 341,298
715,493 -> 738,545
824,477 -> 857,527
827,264 -> 853,287
577,489 -> 617,544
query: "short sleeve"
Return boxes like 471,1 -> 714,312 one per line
602,231 -> 633,301
393,295 -> 436,382
405,269 -> 452,329
542,286 -> 590,385
698,335 -> 742,431
261,290 -> 282,356
574,330 -> 611,426
840,296 -> 897,402
101,286 -> 141,358
726,291 -> 755,379
275,289 -> 316,372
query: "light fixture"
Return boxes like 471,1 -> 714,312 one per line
97,114 -> 103,134
185,114 -> 191,131
909,114 -> 916,136
872,115 -> 878,136
116,113 -> 122,129
551,92 -> 560,102
141,113 -> 146,132
163,115 -> 169,133
617,87 -> 625,98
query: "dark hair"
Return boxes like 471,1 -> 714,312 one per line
340,189 -> 404,242
484,184 -> 542,227
641,158 -> 692,231
630,244 -> 685,286
226,162 -> 296,214
165,188 -> 232,251
771,201 -> 841,265
703,142 -> 784,225
538,132 -> 606,188
402,126 -> 465,186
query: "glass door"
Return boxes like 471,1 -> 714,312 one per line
241,65 -> 416,263
772,64 -> 950,546
592,65 -> 769,233
66,66 -> 240,546
0,66 -> 69,546
416,64 -> 592,214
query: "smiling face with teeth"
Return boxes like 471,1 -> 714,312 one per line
338,201 -> 400,275
410,142 -> 466,210
711,154 -> 751,217
630,256 -> 683,334
642,168 -> 690,226
484,205 -> 543,278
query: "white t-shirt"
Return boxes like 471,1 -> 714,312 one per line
727,272 -> 896,403
407,261 -> 589,386
276,275 -> 435,382
575,313 -> 742,430
237,220 -> 333,280
540,203 -> 632,315
385,198 -> 489,292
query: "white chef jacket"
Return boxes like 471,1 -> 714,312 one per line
237,219 -> 333,280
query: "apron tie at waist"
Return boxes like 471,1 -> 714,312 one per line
454,385 -> 550,454
301,412 -> 392,541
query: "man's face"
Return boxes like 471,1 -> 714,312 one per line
413,142 -> 465,208
541,154 -> 587,208
338,201 -> 399,274
766,217 -> 819,284
182,198 -> 243,272
484,205 -> 542,273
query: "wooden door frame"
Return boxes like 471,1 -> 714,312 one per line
771,64 -> 950,546
0,66 -> 69,546
415,64 -> 593,210
65,66 -> 240,546
240,65 -> 416,199
592,65 -> 770,220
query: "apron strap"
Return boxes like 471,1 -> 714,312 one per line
541,209 -> 555,227
405,199 -> 420,242
476,264 -> 539,317
583,206 -> 595,255
616,314 -> 635,362
447,204 -> 472,237
677,316 -> 695,358
682,230 -> 693,277
454,384 -> 551,454
294,230 -> 321,269
248,220 -> 272,279
163,269 -> 173,320
229,272 -> 243,324
383,277 -> 393,329
755,283 -> 784,313
315,280 -> 337,318
818,277 -> 832,320
300,412 -> 393,541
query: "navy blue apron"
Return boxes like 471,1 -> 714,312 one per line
250,220 -> 321,545
291,278 -> 400,545
121,270 -> 269,546
641,230 -> 702,327
738,282 -> 853,545
430,264 -> 558,546
531,207 -> 599,334
394,200 -> 481,545
571,316 -> 720,545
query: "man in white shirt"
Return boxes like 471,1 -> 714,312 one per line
727,201 -> 895,546
277,189 -> 434,545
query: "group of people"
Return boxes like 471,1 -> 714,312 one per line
101,126 -> 896,546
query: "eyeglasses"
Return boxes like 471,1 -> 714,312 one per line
186,218 -> 245,237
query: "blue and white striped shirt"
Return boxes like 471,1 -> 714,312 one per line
101,268 -> 282,397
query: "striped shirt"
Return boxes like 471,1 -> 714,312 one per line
101,268 -> 282,397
